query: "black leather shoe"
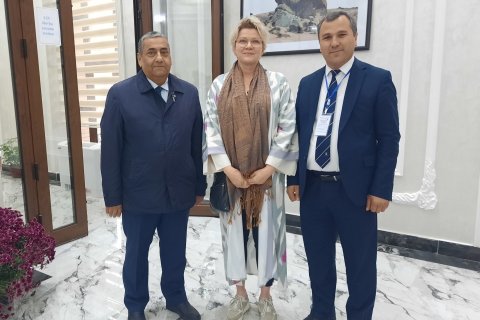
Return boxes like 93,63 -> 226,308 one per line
304,313 -> 335,320
166,301 -> 201,320
128,311 -> 146,320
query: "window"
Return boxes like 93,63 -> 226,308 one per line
72,0 -> 128,142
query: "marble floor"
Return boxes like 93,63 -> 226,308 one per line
10,196 -> 480,320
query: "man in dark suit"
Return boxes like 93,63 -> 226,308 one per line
287,12 -> 400,320
101,31 -> 206,320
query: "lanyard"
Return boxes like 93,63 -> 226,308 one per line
323,69 -> 351,114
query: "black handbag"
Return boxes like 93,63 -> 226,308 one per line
210,171 -> 230,212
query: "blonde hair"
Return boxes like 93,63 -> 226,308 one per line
230,16 -> 268,52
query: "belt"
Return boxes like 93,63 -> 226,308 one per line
307,170 -> 341,182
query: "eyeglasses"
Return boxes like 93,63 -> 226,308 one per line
236,39 -> 262,48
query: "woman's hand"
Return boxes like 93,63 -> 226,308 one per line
247,165 -> 275,185
224,166 -> 250,189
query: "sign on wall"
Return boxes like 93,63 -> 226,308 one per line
35,7 -> 61,46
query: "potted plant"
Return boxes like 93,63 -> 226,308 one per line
0,207 -> 56,319
0,138 -> 21,178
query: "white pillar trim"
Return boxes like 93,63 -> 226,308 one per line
392,0 -> 446,210
394,0 -> 414,177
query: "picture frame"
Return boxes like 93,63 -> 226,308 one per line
240,0 -> 372,56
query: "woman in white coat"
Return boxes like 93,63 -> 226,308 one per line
203,16 -> 298,320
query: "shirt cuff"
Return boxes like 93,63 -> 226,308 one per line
211,153 -> 231,171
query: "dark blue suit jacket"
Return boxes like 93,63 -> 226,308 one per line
101,71 -> 207,214
287,58 -> 400,206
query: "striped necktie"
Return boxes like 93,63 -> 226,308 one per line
155,86 -> 166,102
315,69 -> 340,168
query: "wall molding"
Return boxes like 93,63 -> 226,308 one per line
392,0 -> 446,210
393,160 -> 437,209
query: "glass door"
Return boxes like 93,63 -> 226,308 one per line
148,0 -> 223,216
5,0 -> 88,244
0,0 -> 25,216
152,0 -> 213,216
34,0 -> 79,230
153,0 -> 213,108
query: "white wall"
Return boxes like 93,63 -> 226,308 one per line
223,0 -> 480,246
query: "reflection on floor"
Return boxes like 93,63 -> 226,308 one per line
0,171 -> 24,215
0,173 -> 75,228
11,196 -> 480,320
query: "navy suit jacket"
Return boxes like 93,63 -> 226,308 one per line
287,58 -> 400,206
101,70 -> 207,214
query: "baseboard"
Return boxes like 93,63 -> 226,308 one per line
286,213 -> 480,271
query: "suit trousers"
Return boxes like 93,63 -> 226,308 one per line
122,210 -> 189,312
300,172 -> 377,320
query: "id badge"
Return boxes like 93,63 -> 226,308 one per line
315,114 -> 332,136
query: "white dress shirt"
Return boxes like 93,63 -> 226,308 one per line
147,77 -> 169,102
306,56 -> 354,172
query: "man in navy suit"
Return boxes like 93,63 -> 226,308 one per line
101,32 -> 206,320
287,12 -> 400,320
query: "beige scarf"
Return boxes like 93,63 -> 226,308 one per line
217,62 -> 272,229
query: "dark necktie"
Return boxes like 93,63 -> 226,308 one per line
315,70 -> 340,168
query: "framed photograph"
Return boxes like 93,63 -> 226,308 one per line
241,0 -> 372,56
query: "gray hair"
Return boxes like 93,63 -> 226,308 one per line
137,31 -> 168,54
230,16 -> 268,52
317,11 -> 357,36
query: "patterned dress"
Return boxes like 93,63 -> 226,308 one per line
203,70 -> 298,288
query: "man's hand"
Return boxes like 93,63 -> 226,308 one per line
366,195 -> 389,213
287,185 -> 300,201
224,166 -> 250,189
106,205 -> 122,218
247,165 -> 275,185
195,196 -> 204,205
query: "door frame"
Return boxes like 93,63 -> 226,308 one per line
191,0 -> 224,216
